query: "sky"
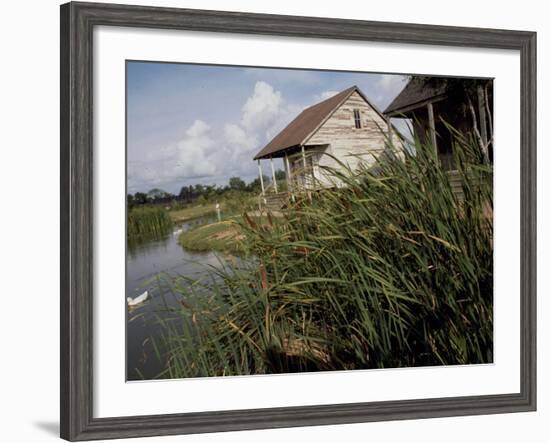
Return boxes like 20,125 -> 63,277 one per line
127,62 -> 409,194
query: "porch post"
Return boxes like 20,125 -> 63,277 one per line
285,153 -> 292,191
427,102 -> 438,155
477,84 -> 488,148
477,84 -> 490,164
386,117 -> 393,146
257,159 -> 265,196
270,157 -> 278,193
301,145 -> 307,187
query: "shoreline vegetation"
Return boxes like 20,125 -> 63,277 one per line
127,206 -> 172,246
169,204 -> 219,224
178,218 -> 245,254
177,212 -> 281,254
170,194 -> 266,254
153,135 -> 494,379
127,191 -> 260,252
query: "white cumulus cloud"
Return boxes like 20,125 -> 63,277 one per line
130,119 -> 218,191
222,81 -> 302,159
378,74 -> 406,92
313,90 -> 340,102
129,82 -> 305,191
224,123 -> 257,156
374,74 -> 408,109
172,120 -> 217,178
241,81 -> 283,135
185,119 -> 210,138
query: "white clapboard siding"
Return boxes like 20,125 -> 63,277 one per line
306,91 -> 403,186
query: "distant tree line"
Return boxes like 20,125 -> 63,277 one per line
128,170 -> 286,209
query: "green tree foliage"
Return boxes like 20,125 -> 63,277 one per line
247,175 -> 270,193
274,169 -> 286,181
229,176 -> 247,191
133,192 -> 148,205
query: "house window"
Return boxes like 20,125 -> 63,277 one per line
353,109 -> 361,128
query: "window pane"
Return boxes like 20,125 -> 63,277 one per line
353,109 -> 361,128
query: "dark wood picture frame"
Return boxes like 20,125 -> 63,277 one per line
60,2 -> 537,440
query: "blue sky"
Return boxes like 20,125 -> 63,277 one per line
127,62 -> 409,194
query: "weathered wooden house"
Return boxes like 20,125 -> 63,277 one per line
384,76 -> 493,170
253,85 -> 403,198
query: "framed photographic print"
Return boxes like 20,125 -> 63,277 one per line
60,1 -> 536,440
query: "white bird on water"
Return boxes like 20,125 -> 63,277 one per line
127,290 -> 148,307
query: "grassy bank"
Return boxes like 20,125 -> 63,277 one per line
155,134 -> 494,379
169,204 -> 218,223
169,192 -> 257,224
178,212 -> 280,254
178,219 -> 246,254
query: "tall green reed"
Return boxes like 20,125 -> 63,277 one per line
154,133 -> 493,378
127,206 -> 173,244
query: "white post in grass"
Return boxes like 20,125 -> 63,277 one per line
270,157 -> 278,193
257,159 -> 265,196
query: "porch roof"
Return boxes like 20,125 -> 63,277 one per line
384,77 -> 448,117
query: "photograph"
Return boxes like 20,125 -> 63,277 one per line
126,62 -> 494,381
1,0 -> 543,440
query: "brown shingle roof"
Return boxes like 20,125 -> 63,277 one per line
253,86 -> 356,160
384,77 -> 448,116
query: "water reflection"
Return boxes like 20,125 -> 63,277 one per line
126,216 -> 219,380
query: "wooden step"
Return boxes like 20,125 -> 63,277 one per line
262,192 -> 289,211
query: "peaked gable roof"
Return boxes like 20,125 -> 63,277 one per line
254,86 -> 357,160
